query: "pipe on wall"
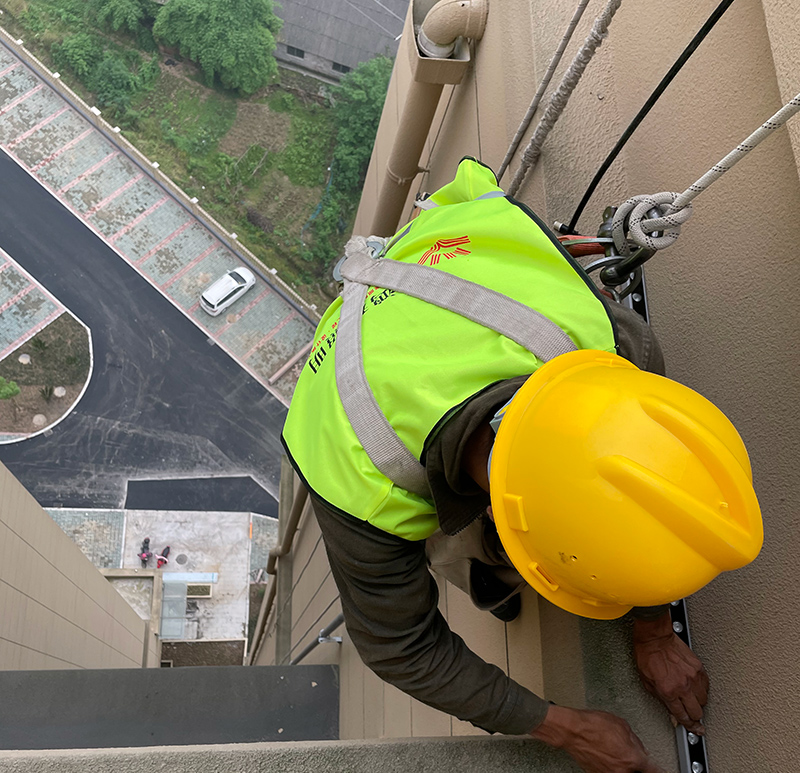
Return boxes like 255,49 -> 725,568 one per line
419,0 -> 489,58
370,0 -> 489,237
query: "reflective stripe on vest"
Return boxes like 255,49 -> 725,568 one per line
282,158 -> 618,541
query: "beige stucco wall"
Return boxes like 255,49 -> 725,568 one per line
0,462 -> 147,669
352,1 -> 800,769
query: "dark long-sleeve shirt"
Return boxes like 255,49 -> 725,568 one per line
305,303 -> 667,735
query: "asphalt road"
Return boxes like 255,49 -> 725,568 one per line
0,150 -> 286,513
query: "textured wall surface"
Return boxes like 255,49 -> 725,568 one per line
353,1 -> 800,769
0,463 -> 146,669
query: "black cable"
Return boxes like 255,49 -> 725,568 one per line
566,0 -> 737,234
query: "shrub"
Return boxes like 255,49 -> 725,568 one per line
51,32 -> 104,79
30,337 -> 48,354
89,51 -> 138,110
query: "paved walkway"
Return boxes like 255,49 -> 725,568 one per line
46,508 -> 125,569
0,45 -> 314,405
0,247 -> 65,362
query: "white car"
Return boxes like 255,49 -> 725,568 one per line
200,267 -> 256,316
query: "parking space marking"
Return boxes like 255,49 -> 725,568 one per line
109,196 -> 169,243
0,82 -> 42,116
0,63 -> 20,78
30,127 -> 93,172
86,172 -> 144,218
0,283 -> 35,314
6,105 -> 69,148
160,244 -> 218,288
134,219 -> 193,266
0,307 -> 63,361
58,151 -> 119,194
244,312 -> 298,361
214,287 -> 272,336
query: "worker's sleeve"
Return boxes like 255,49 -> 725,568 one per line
311,496 -> 550,735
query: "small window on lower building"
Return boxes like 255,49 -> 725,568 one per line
287,45 -> 305,59
160,660 -> 173,668
332,62 -> 351,74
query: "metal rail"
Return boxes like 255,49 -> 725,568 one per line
248,466 -> 309,665
290,614 -> 345,665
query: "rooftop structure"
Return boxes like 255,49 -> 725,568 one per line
274,0 -> 409,81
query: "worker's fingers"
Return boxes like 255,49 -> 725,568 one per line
679,690 -> 705,723
663,695 -> 701,734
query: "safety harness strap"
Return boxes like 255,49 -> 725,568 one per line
335,234 -> 577,498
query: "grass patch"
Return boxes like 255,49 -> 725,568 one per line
0,312 -> 90,387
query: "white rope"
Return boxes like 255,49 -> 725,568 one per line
613,91 -> 800,254
507,0 -> 623,198
497,0 -> 591,182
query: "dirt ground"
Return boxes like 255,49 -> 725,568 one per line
219,103 -> 291,158
0,313 -> 90,435
0,382 -> 83,434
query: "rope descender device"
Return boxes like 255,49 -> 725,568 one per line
557,204 -> 659,316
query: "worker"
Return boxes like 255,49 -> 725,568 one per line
282,158 -> 762,773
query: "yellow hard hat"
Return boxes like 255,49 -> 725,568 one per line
489,349 -> 763,620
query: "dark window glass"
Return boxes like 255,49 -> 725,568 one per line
332,62 -> 351,74
287,45 -> 305,59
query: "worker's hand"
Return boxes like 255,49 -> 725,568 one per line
633,612 -> 709,735
531,704 -> 671,773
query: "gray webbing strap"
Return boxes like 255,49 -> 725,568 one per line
341,242 -> 577,360
336,242 -> 431,497
335,235 -> 578,496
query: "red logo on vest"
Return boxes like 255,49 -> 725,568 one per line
418,236 -> 471,265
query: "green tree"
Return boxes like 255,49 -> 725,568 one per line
153,0 -> 282,94
304,56 -> 393,272
92,0 -> 156,33
330,56 -> 393,192
51,32 -> 104,79
0,377 -> 20,401
89,51 -> 138,110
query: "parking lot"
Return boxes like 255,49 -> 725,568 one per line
0,44 -> 314,405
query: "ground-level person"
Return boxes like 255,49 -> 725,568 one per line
282,159 -> 763,773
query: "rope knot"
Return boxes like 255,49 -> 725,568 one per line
611,192 -> 693,255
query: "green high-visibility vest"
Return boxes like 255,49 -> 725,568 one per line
282,158 -> 618,540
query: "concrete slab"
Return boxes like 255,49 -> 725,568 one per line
122,510 -> 251,641
0,737 -> 585,773
109,577 -> 154,621
0,665 -> 339,750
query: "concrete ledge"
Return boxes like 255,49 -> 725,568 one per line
0,737 -> 582,773
0,666 -> 338,750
